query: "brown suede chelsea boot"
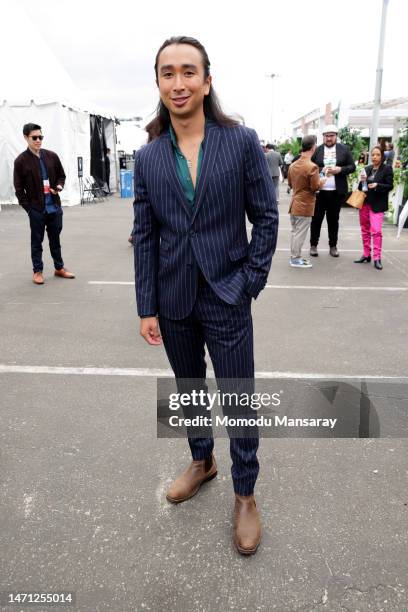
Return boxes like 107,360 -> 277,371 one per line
233,494 -> 261,555
166,454 -> 217,503
33,272 -> 44,285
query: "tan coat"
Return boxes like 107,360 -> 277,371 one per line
288,157 -> 320,216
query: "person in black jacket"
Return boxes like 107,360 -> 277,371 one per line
354,146 -> 393,270
104,148 -> 111,193
13,123 -> 75,285
310,124 -> 356,257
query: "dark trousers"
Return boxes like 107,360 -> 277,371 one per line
310,190 -> 343,248
29,208 -> 64,273
158,276 -> 258,496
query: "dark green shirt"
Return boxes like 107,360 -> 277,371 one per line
169,123 -> 204,206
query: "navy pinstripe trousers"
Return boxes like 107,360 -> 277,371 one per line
159,273 -> 259,496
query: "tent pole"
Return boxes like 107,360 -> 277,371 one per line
112,121 -> 119,194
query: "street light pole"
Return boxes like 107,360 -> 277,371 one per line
369,0 -> 390,156
266,73 -> 280,143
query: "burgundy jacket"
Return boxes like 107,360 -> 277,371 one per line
13,148 -> 66,212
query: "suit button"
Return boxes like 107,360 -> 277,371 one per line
189,230 -> 196,236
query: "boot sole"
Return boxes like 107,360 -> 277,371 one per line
54,274 -> 75,279
235,538 -> 261,556
166,470 -> 217,504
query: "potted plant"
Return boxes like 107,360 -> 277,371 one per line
394,119 -> 408,226
337,126 -> 366,196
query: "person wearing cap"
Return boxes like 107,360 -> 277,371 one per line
310,124 -> 355,258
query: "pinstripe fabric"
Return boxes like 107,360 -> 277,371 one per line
133,121 -> 278,319
159,278 -> 258,496
133,120 -> 278,495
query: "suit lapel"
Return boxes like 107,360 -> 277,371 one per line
316,146 -> 324,166
159,133 -> 192,217
336,143 -> 342,163
191,122 -> 221,223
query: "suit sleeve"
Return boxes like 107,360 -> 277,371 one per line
375,165 -> 394,193
243,128 -> 279,298
309,164 -> 321,192
339,146 -> 356,176
13,158 -> 30,210
133,151 -> 160,317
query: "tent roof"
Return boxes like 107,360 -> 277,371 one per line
350,97 -> 408,110
116,121 -> 148,154
1,4 -> 115,119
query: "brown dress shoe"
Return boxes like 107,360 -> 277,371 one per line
33,272 -> 44,285
54,268 -> 75,279
233,494 -> 261,555
166,455 -> 217,503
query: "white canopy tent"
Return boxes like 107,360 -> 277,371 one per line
116,121 -> 148,155
0,3 -> 117,207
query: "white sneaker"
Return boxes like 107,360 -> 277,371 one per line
290,257 -> 313,268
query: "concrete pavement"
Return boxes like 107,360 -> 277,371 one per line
1,189 -> 408,611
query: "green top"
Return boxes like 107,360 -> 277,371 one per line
169,123 -> 204,206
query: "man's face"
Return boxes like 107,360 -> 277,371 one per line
157,43 -> 211,120
25,129 -> 43,153
323,132 -> 337,148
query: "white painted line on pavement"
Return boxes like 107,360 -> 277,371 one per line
0,365 -> 173,376
265,285 -> 408,292
89,281 -> 133,285
248,225 -> 402,232
88,281 -> 408,292
278,227 -> 367,231
0,364 -> 407,380
274,248 -> 408,253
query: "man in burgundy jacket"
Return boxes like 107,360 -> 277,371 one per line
13,123 -> 75,284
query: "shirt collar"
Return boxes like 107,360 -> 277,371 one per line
168,121 -> 206,151
27,147 -> 43,160
169,123 -> 179,150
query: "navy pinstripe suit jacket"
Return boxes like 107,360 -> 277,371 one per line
133,120 -> 279,320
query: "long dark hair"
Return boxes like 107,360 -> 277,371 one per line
145,36 -> 238,141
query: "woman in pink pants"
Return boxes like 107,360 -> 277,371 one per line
354,146 -> 393,270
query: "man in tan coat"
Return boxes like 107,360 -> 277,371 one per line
288,135 -> 325,268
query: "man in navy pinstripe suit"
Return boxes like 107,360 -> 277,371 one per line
133,36 -> 278,555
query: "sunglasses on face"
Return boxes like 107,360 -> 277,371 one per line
30,135 -> 44,141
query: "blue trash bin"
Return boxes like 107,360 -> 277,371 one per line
120,170 -> 134,198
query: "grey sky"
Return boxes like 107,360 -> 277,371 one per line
18,0 -> 408,141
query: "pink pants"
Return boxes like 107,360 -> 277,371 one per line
359,203 -> 384,261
